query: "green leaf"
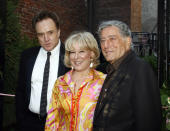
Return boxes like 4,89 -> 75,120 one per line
166,121 -> 170,130
161,94 -> 169,106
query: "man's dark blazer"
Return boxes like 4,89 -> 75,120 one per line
94,51 -> 162,131
16,43 -> 70,129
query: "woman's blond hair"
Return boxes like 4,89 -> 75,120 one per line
64,31 -> 100,68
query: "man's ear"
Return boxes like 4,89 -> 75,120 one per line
57,29 -> 60,37
126,37 -> 132,49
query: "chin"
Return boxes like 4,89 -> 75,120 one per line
105,57 -> 112,62
45,47 -> 52,51
107,59 -> 115,63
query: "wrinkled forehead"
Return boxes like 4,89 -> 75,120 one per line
35,18 -> 58,33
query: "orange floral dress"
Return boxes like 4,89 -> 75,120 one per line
45,69 -> 106,131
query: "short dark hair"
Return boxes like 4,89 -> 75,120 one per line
32,10 -> 60,30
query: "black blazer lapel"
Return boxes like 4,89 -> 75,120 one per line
95,66 -> 127,117
25,47 -> 40,101
58,43 -> 70,77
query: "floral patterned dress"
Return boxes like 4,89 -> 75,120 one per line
45,69 -> 106,131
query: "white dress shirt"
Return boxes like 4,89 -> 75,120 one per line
29,41 -> 61,114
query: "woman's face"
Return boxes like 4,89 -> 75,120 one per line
69,43 -> 92,72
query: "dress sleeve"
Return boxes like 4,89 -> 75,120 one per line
45,80 -> 60,131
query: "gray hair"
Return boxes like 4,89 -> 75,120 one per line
97,20 -> 134,49
97,20 -> 132,38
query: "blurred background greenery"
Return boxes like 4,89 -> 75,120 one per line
2,0 -> 37,130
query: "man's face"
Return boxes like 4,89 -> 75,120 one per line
35,18 -> 60,51
100,26 -> 131,63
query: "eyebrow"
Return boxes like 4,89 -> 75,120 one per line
37,29 -> 55,35
100,35 -> 116,39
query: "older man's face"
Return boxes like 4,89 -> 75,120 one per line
100,26 -> 131,64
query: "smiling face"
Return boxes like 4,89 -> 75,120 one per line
35,18 -> 60,51
69,43 -> 93,72
100,26 -> 131,64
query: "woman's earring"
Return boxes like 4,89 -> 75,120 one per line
71,66 -> 74,70
90,62 -> 93,68
90,59 -> 93,68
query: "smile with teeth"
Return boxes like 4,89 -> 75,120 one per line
74,61 -> 82,66
105,51 -> 112,54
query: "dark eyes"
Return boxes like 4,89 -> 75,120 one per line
48,31 -> 53,34
100,37 -> 116,43
100,39 -> 105,43
37,31 -> 53,37
69,51 -> 75,54
80,51 -> 85,53
110,37 -> 115,40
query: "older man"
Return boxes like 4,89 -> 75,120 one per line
93,20 -> 162,131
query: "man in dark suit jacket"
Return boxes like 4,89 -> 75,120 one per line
93,20 -> 162,131
16,10 -> 69,131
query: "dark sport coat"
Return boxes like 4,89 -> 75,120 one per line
16,43 -> 70,129
93,50 -> 162,131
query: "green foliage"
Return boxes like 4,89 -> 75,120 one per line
160,83 -> 170,130
3,0 -> 38,130
142,55 -> 170,130
4,0 -> 38,94
142,54 -> 157,72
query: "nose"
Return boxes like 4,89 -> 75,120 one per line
44,34 -> 49,42
101,39 -> 109,49
70,52 -> 82,60
73,52 -> 79,59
